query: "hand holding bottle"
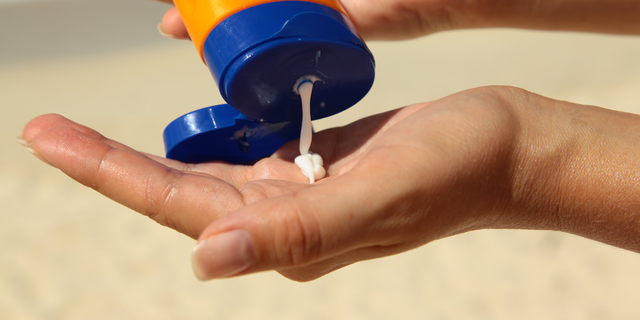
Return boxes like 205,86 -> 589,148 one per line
155,0 -> 640,41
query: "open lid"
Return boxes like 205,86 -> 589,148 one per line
163,104 -> 302,164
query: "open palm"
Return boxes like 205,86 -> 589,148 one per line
22,87 -> 525,281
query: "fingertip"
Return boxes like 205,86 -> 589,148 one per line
21,114 -> 94,168
22,114 -> 104,146
191,229 -> 257,280
158,23 -> 179,40
21,113 -> 67,142
160,8 -> 190,40
196,196 -> 328,275
27,125 -> 96,169
16,136 -> 47,165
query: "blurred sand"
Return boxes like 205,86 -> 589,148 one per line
2,0 -> 640,319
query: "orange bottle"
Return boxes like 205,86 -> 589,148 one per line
173,0 -> 375,122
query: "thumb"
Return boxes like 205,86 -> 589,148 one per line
190,176 -> 392,281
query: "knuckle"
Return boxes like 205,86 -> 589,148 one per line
271,201 -> 324,268
142,167 -> 181,229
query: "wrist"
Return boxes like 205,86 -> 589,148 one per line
509,90 -> 640,251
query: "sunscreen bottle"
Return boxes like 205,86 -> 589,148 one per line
173,0 -> 375,122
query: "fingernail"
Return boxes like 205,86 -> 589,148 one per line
16,137 -> 34,154
191,230 -> 256,281
16,137 -> 29,147
17,137 -> 53,166
158,23 -> 180,40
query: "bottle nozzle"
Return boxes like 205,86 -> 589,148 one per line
293,75 -> 321,95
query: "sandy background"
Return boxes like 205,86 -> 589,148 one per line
2,0 -> 640,319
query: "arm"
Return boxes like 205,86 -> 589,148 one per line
470,0 -> 640,35
20,86 -> 640,281
154,0 -> 640,40
509,90 -> 640,251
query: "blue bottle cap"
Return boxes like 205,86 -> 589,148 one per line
163,104 -> 302,164
202,1 -> 375,122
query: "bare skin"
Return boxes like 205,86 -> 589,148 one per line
20,87 -> 640,281
18,0 -> 640,281
155,0 -> 640,40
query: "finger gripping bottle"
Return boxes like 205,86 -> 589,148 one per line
174,0 -> 375,122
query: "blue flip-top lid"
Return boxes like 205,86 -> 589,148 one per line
163,104 -> 302,164
202,1 -> 375,122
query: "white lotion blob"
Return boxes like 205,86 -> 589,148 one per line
293,76 -> 326,184
294,152 -> 326,184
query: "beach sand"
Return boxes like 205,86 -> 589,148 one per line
2,0 -> 640,319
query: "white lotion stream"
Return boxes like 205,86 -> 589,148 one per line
294,78 -> 326,184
